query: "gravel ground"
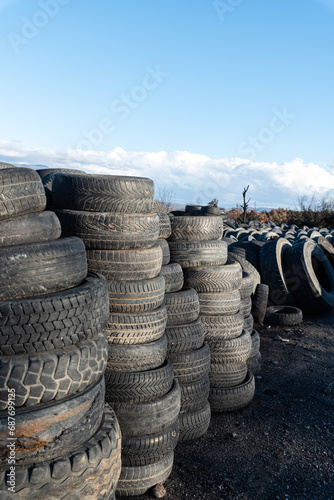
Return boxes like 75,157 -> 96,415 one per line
129,313 -> 334,500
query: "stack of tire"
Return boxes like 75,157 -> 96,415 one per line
168,215 -> 255,413
0,166 -> 121,499
52,173 -> 181,497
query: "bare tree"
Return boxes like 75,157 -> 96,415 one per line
241,185 -> 250,223
208,198 -> 219,207
156,187 -> 175,213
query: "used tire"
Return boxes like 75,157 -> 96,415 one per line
166,319 -> 205,354
164,287 -> 199,326
209,371 -> 255,412
157,212 -> 172,239
52,172 -> 154,213
168,343 -> 210,383
183,260 -> 242,293
0,405 -> 121,500
200,312 -> 244,341
198,290 -> 241,316
86,245 -> 162,281
209,362 -> 248,388
243,314 -> 254,334
251,284 -> 269,325
239,271 -> 255,300
168,216 -> 223,242
0,237 -> 87,301
178,401 -> 211,443
156,238 -> 170,265
0,168 -> 46,221
0,332 -> 108,409
180,375 -> 210,412
160,263 -> 184,293
107,274 -> 165,314
169,240 -> 228,268
208,329 -> 252,365
228,252 -> 260,292
0,273 -> 109,355
0,211 -> 61,247
264,306 -> 303,326
247,352 -> 262,375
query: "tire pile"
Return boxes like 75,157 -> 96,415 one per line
0,166 -> 121,499
168,214 -> 255,414
52,172 -> 181,497
224,220 -> 334,316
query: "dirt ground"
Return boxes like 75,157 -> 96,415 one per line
133,313 -> 334,500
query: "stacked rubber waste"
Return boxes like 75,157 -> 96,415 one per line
52,173 -> 180,497
223,220 -> 334,316
0,166 -> 121,499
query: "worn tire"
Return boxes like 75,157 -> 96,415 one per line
250,330 -> 260,358
183,260 -> 242,293
178,401 -> 211,443
251,284 -> 269,325
0,405 -> 121,500
166,319 -> 205,354
0,332 -> 108,409
228,241 -> 261,272
180,375 -> 210,412
107,274 -> 165,314
86,245 -> 162,281
0,237 -> 87,301
264,306 -> 303,326
247,352 -> 262,375
111,380 -> 181,437
239,271 -> 255,300
168,216 -> 223,242
157,212 -> 172,239
228,252 -> 260,292
52,172 -> 154,213
0,211 -> 61,248
209,362 -> 248,388
209,371 -> 255,412
164,287 -> 199,326
200,312 -> 244,341
116,451 -> 174,497
168,343 -> 210,383
243,314 -> 254,334
240,297 -> 252,317
208,330 -> 252,364
156,238 -> 170,265
105,359 -> 174,404
198,290 -> 241,316
0,168 -> 46,221
0,273 -> 109,355
160,263 -> 184,293
0,377 -> 105,463
56,209 -> 159,250
107,334 -> 167,373
169,240 -> 228,268
106,305 -> 167,345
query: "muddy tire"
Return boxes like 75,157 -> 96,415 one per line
0,168 -> 46,221
52,172 -> 154,213
0,237 -> 87,301
0,405 -> 121,500
0,273 -> 109,355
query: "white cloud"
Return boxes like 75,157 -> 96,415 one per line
1,140 -> 333,209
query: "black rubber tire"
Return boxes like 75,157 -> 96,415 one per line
264,306 -> 303,326
259,238 -> 295,305
39,169 -> 85,209
166,319 -> 205,354
169,240 -> 228,268
207,329 -> 252,365
168,343 -> 210,383
0,404 -> 121,500
200,312 -> 244,341
107,334 -> 167,373
247,352 -> 262,375
228,252 -> 260,292
198,290 -> 241,316
180,375 -> 210,412
0,167 -> 46,221
243,314 -> 254,334
228,241 -> 261,272
157,212 -> 172,239
164,287 -> 199,326
160,263 -> 184,293
0,332 -> 108,409
121,420 -> 179,467
284,240 -> 334,313
251,283 -> 269,325
240,297 -> 252,317
156,238 -> 170,265
239,271 -> 255,300
56,209 -> 160,250
111,380 -> 181,437
86,244 -> 162,281
250,330 -> 260,358
116,451 -> 174,497
178,401 -> 211,443
0,377 -> 105,464
168,216 -> 223,242
52,172 -> 154,213
153,200 -> 168,212
209,362 -> 248,388
107,274 -> 165,314
0,237 -> 87,301
0,211 -> 61,248
185,204 -> 202,215
0,273 -> 109,355
200,206 -> 221,216
105,359 -> 174,404
106,305 -> 167,345
183,260 -> 242,293
209,371 -> 255,412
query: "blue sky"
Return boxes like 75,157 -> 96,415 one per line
0,0 -> 334,208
